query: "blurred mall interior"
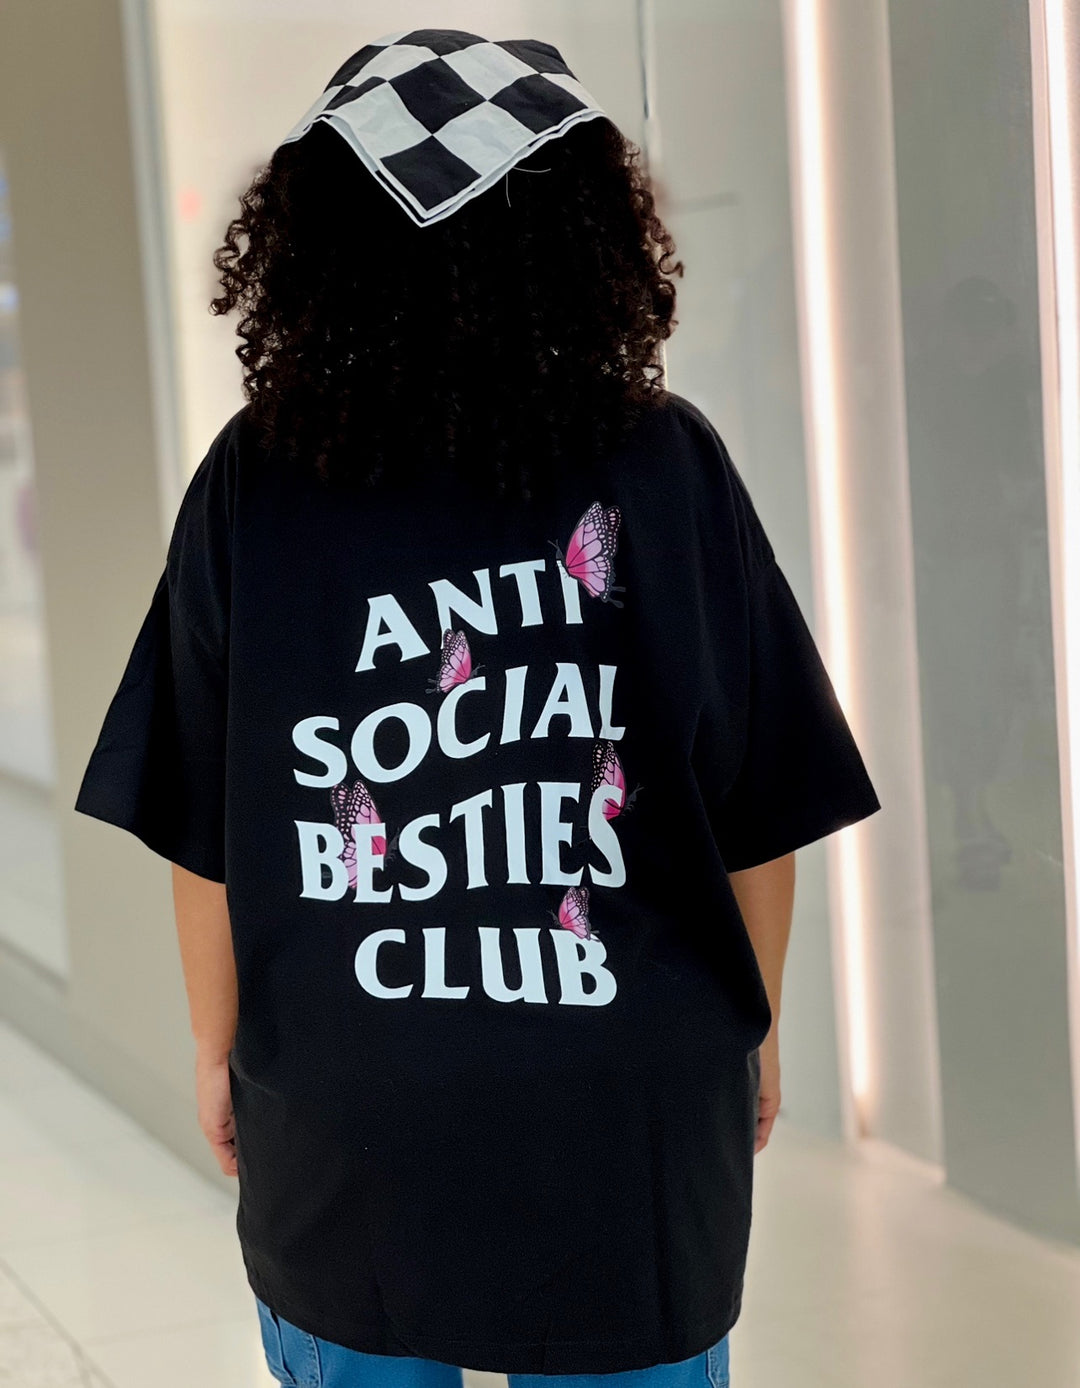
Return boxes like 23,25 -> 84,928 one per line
1,1 -> 1080,1385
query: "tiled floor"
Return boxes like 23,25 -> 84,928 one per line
1,1018 -> 1079,1388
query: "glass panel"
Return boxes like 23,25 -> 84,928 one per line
889,0 -> 1077,1229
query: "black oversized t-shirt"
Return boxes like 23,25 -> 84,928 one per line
74,391 -> 881,1374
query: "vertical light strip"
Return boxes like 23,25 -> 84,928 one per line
636,0 -> 667,386
118,0 -> 186,533
786,0 -> 872,1127
1030,0 -> 1080,1178
636,0 -> 662,176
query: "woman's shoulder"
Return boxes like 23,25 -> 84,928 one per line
633,386 -> 722,436
616,387 -> 726,480
169,405 -> 257,564
623,388 -> 738,481
615,389 -> 775,578
650,387 -> 723,438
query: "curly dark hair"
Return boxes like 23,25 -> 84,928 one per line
211,113 -> 683,499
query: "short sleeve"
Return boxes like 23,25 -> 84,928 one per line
711,555 -> 882,873
73,414 -> 240,883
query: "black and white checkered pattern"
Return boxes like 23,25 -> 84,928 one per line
278,29 -> 609,227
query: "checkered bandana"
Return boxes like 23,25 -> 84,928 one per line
278,29 -> 610,227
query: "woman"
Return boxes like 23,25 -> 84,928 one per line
75,29 -> 881,1388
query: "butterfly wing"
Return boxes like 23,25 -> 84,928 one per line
435,629 -> 473,692
330,778 -> 386,889
445,630 -> 473,688
557,886 -> 593,940
353,782 -> 388,858
330,780 -> 363,838
564,502 -> 621,600
591,740 -> 627,820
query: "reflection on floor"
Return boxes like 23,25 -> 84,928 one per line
0,1017 -> 1078,1388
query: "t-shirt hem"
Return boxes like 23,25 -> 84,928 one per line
73,785 -> 227,884
721,789 -> 883,874
246,1268 -> 740,1375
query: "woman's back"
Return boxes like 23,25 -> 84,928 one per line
74,32 -> 880,1375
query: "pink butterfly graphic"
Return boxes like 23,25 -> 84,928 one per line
551,886 -> 598,941
330,778 -> 389,890
554,502 -> 625,606
426,628 -> 482,694
591,740 -> 641,822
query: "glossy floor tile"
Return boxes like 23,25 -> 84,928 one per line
0,1019 -> 1078,1388
0,1255 -> 108,1387
736,1133 -> 1080,1387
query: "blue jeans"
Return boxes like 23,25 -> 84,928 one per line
255,1297 -> 731,1388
